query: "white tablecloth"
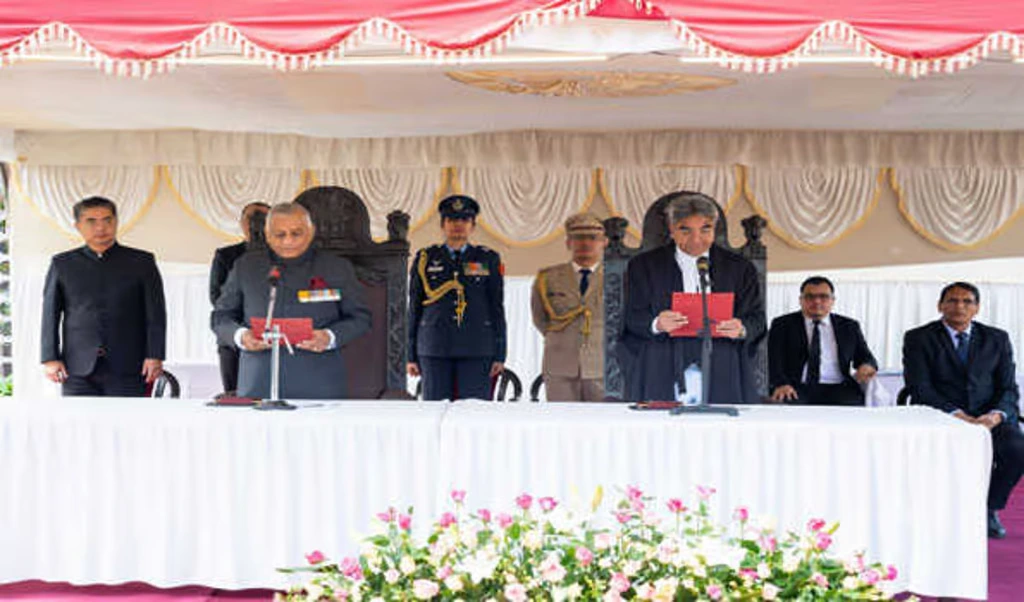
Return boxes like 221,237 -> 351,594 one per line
0,398 -> 446,590
0,399 -> 994,599
438,403 -> 992,600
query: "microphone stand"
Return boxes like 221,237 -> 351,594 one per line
255,274 -> 297,411
671,266 -> 738,417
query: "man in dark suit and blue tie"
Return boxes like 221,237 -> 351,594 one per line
768,276 -> 878,405
41,196 -> 167,396
903,281 -> 1023,539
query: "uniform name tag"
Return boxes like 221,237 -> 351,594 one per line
427,264 -> 445,273
463,261 -> 490,276
298,288 -> 341,303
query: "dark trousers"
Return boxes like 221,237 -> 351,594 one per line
989,420 -> 1024,510
62,357 -> 146,397
794,381 -> 864,406
420,356 -> 491,401
217,344 -> 240,393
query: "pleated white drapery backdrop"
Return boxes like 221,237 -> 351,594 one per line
13,257 -> 1024,400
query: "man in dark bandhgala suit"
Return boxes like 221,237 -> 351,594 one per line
623,192 -> 765,404
768,276 -> 878,406
903,281 -> 1023,539
209,201 -> 270,393
41,196 -> 167,396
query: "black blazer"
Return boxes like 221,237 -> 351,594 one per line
41,243 -> 167,376
209,241 -> 248,305
903,320 -> 1019,421
768,311 -> 877,390
622,243 -> 766,403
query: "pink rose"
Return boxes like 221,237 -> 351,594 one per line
885,565 -> 898,581
437,565 -> 453,580
438,512 -> 457,528
496,512 -> 514,529
576,546 -> 594,567
739,568 -> 759,581
594,532 -> 615,550
376,507 -> 396,523
610,572 -> 631,593
515,493 -> 533,510
450,489 -> 466,504
811,572 -> 828,588
539,496 -> 558,512
334,589 -> 349,601
412,579 -> 439,600
733,506 -> 749,522
697,485 -> 717,500
384,569 -> 400,584
614,510 -> 632,524
305,550 -> 325,565
339,557 -> 363,581
759,534 -> 777,553
860,569 -> 881,586
666,498 -> 686,514
504,583 -> 528,602
626,485 -> 643,502
706,584 -> 722,600
477,508 -> 492,523
815,531 -> 832,551
398,513 -> 412,531
539,555 -> 567,583
807,518 -> 826,532
630,499 -> 645,513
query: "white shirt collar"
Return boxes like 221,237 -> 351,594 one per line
674,246 -> 707,264
572,261 -> 600,273
943,320 -> 973,340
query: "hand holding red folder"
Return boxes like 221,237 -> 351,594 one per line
249,317 -> 314,345
669,292 -> 734,337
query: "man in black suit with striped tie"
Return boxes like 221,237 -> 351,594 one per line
903,281 -> 1023,539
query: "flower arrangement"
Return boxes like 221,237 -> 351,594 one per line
280,486 -> 905,601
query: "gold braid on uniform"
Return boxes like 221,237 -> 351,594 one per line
537,271 -> 591,336
417,250 -> 467,325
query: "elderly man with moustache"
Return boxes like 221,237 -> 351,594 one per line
531,212 -> 608,401
212,202 -> 371,399
622,192 -> 765,404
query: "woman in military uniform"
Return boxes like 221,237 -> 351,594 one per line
407,195 -> 506,400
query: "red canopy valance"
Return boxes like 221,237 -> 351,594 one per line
1,0 -> 1022,76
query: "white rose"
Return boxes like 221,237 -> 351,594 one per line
370,598 -> 385,602
445,575 -> 464,592
757,562 -> 771,580
762,583 -> 779,600
693,563 -> 706,578
460,526 -> 480,548
304,584 -> 323,600
842,576 -> 859,590
623,560 -> 642,577
384,569 -> 401,584
782,552 -> 801,573
400,555 -> 417,575
523,529 -> 544,550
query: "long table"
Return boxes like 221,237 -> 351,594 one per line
0,398 -> 993,599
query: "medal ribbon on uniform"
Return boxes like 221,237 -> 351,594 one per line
537,271 -> 591,336
418,251 -> 467,326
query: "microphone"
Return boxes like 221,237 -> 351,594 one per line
267,265 -> 282,287
696,256 -> 710,291
264,265 -> 281,332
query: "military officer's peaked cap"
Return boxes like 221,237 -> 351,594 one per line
565,212 -> 605,236
438,195 -> 480,220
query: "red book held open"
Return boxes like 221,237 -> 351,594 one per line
249,317 -> 314,345
669,292 -> 734,337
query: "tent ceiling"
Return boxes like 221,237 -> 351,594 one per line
2,52 -> 1023,137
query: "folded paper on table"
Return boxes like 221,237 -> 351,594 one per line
669,292 -> 734,337
249,317 -> 314,344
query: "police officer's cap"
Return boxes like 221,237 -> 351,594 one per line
438,195 -> 480,220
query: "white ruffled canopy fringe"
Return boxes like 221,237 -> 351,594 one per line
311,168 -> 447,240
166,166 -> 304,237
453,167 -> 596,245
602,166 -> 740,236
892,167 -> 1024,250
745,167 -> 880,248
14,164 -> 157,236
17,129 -> 1024,169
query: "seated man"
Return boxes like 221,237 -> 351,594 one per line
903,281 -> 1024,539
768,276 -> 877,405
212,202 -> 372,399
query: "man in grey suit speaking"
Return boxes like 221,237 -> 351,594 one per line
212,202 -> 371,399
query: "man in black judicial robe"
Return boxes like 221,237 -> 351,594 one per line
209,202 -> 269,393
623,192 -> 765,404
41,196 -> 166,396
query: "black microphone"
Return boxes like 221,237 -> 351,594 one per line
267,265 -> 282,287
264,265 -> 281,332
696,256 -> 710,291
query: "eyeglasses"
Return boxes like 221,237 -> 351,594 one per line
801,293 -> 833,301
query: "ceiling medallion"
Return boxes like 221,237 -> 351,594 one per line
445,70 -> 736,98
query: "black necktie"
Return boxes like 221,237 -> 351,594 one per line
956,331 -> 970,364
579,268 -> 591,297
807,319 -> 822,385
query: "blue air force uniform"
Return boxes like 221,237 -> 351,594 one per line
409,196 -> 507,400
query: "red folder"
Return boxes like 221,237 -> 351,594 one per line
249,317 -> 314,344
669,292 -> 734,337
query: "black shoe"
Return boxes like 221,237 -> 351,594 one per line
988,510 -> 1007,539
